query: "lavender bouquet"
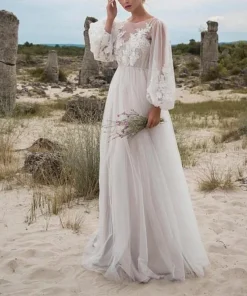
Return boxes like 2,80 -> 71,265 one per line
102,109 -> 165,142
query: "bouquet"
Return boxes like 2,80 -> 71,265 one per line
102,109 -> 165,142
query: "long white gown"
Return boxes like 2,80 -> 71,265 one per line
82,17 -> 210,283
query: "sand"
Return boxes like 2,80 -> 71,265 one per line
0,85 -> 247,296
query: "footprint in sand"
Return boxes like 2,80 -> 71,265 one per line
28,267 -> 62,280
222,267 -> 247,279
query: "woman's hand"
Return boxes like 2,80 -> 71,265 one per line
106,0 -> 117,21
146,106 -> 161,128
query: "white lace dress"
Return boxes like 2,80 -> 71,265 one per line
82,17 -> 209,283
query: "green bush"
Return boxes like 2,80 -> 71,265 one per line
59,69 -> 67,82
230,66 -> 241,75
201,64 -> 228,82
186,58 -> 200,70
18,44 -> 84,57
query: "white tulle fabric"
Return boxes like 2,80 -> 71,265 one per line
82,17 -> 209,283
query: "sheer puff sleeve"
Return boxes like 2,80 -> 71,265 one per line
88,19 -> 120,63
146,20 -> 176,110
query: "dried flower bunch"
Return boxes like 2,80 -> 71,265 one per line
102,109 -> 165,142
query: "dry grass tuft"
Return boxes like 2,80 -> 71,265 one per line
198,164 -> 236,192
176,135 -> 197,167
0,119 -> 21,181
59,210 -> 84,233
61,123 -> 101,199
27,121 -> 101,223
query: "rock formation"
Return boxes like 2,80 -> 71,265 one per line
79,17 -> 99,87
44,50 -> 59,83
79,17 -> 118,87
23,139 -> 64,184
0,10 -> 19,115
200,21 -> 219,77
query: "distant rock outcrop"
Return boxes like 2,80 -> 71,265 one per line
0,10 -> 19,115
79,17 -> 99,87
200,21 -> 219,77
44,50 -> 59,83
79,16 -> 118,88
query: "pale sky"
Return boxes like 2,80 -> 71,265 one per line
1,0 -> 247,45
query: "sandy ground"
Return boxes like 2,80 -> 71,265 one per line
0,85 -> 247,296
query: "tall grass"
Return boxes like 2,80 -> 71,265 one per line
0,119 -> 20,181
176,135 -> 197,167
220,113 -> 247,143
198,163 -> 235,192
62,122 -> 101,199
27,121 -> 101,224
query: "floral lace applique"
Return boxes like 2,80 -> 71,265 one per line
115,23 -> 152,66
99,32 -> 115,62
147,48 -> 175,109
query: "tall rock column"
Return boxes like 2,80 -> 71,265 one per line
0,10 -> 19,116
44,50 -> 59,83
200,21 -> 219,77
79,17 -> 99,87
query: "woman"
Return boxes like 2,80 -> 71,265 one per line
82,0 -> 210,283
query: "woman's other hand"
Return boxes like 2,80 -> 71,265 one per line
107,0 -> 117,21
146,106 -> 161,128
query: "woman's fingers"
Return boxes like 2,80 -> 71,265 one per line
147,119 -> 159,128
147,119 -> 153,128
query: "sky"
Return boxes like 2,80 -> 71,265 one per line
1,0 -> 247,45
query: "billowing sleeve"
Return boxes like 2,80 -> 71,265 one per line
146,20 -> 176,110
88,19 -> 119,62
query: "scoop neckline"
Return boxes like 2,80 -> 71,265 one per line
126,16 -> 156,24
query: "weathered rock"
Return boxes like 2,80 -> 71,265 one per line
30,87 -> 47,97
176,78 -> 185,84
208,79 -> 235,91
178,67 -> 189,78
200,21 -> 219,77
44,50 -> 59,83
24,151 -> 63,184
79,17 -> 99,86
27,138 -> 63,153
62,86 -> 74,93
178,72 -> 189,78
17,86 -> 47,98
62,95 -> 106,123
191,70 -> 200,77
23,139 -> 65,184
241,68 -> 247,76
0,10 -> 19,115
88,76 -> 107,88
99,61 -> 118,83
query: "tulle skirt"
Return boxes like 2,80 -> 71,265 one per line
82,65 -> 209,283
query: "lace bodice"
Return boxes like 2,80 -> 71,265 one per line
88,17 -> 176,110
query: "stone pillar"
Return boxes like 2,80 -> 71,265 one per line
79,17 -> 99,87
44,50 -> 59,83
200,21 -> 219,77
0,10 -> 19,116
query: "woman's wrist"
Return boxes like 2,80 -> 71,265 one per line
105,18 -> 115,33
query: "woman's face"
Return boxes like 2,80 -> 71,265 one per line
118,0 -> 143,12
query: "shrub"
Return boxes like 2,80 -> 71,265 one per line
186,58 -> 200,70
201,65 -> 228,82
198,164 -> 235,192
230,66 -> 241,75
